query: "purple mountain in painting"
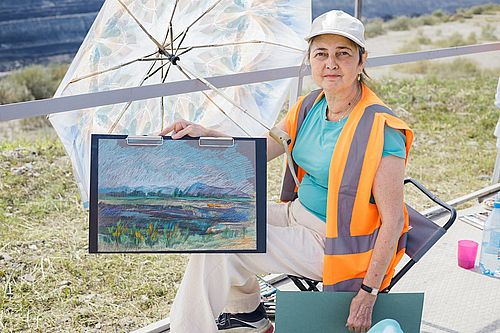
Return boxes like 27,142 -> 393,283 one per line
99,185 -> 177,195
183,182 -> 252,198
100,183 -> 252,199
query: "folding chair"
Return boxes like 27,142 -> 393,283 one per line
286,178 -> 457,293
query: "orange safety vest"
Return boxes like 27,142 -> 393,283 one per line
281,84 -> 414,292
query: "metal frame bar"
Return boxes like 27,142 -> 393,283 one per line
422,182 -> 500,218
1,42 -> 499,122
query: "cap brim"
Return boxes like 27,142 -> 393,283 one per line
305,30 -> 365,49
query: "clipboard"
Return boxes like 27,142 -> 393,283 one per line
89,134 -> 266,253
275,291 -> 424,333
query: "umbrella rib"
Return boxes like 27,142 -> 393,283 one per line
162,0 -> 179,46
108,58 -> 165,134
176,65 -> 252,136
174,29 -> 189,56
68,51 -> 159,85
170,22 -> 175,56
117,0 -> 166,52
175,47 -> 193,58
164,0 -> 225,49
176,62 -> 270,132
143,61 -> 171,81
177,40 -> 304,52
108,100 -> 134,134
161,63 -> 173,84
188,0 -> 225,29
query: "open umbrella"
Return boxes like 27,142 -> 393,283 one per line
49,0 -> 310,207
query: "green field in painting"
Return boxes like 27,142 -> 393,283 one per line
97,196 -> 257,251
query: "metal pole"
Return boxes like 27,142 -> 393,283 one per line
354,0 -> 362,19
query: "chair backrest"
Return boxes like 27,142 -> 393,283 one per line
405,205 -> 446,262
286,178 -> 457,293
384,178 -> 457,291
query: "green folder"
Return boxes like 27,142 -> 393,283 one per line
275,291 -> 424,333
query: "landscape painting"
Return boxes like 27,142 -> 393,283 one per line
89,135 -> 266,253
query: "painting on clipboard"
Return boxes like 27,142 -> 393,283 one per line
89,134 -> 266,253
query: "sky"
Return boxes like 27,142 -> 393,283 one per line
97,137 -> 257,195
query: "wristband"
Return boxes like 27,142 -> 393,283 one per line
360,283 -> 379,296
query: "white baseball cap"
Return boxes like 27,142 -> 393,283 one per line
305,10 -> 366,49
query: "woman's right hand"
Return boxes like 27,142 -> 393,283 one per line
159,119 -> 216,139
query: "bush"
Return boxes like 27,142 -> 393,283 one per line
481,24 -> 498,41
0,64 -> 68,105
458,4 -> 500,16
432,9 -> 446,18
10,65 -> 57,100
471,5 -> 485,15
434,32 -> 469,48
415,31 -> 432,45
396,31 -> 431,53
365,19 -> 386,38
0,79 -> 33,104
415,15 -> 439,26
468,32 -> 478,44
386,16 -> 412,31
397,42 -> 421,53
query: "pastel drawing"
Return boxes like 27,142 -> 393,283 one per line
96,138 -> 257,252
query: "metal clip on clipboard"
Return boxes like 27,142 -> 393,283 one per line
126,136 -> 164,146
125,135 -> 234,148
198,137 -> 234,148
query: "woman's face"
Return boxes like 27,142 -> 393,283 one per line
309,34 -> 367,94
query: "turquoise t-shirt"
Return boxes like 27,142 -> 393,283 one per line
292,96 -> 406,222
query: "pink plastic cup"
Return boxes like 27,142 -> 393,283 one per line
457,240 -> 478,269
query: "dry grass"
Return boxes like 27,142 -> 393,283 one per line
0,139 -> 188,332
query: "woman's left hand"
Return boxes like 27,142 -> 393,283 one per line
346,291 -> 377,333
158,119 -> 215,139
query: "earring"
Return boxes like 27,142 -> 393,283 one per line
357,74 -> 361,81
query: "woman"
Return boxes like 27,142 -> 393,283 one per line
162,10 -> 413,333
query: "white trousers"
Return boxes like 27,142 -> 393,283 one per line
169,200 -> 326,333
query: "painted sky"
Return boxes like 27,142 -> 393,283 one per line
97,138 -> 257,195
